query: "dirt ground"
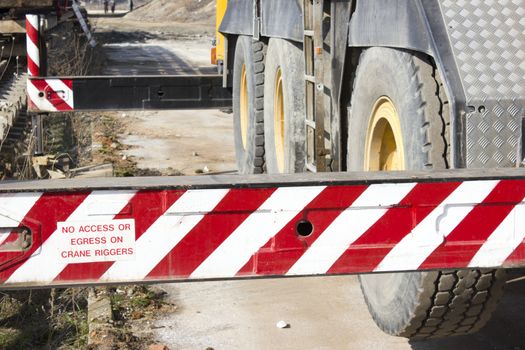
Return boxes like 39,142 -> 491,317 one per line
92,14 -> 234,175
119,109 -> 235,175
87,5 -> 525,350
88,1 -> 234,175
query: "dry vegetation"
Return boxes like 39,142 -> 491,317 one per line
0,289 -> 89,349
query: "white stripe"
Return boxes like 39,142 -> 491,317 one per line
6,191 -> 136,284
101,189 -> 229,281
375,180 -> 499,272
26,39 -> 40,73
27,80 -> 57,112
46,79 -> 74,109
0,193 -> 42,245
287,183 -> 416,276
469,201 -> 525,268
26,15 -> 39,34
190,186 -> 326,279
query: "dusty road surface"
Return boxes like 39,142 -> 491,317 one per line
150,274 -> 525,350
120,109 -> 235,174
94,15 -> 233,175
91,9 -> 525,350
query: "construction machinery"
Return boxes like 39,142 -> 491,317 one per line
5,0 -> 525,342
209,0 -> 524,340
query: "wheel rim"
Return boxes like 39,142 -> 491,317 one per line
361,96 -> 406,307
239,64 -> 249,150
364,97 -> 405,171
274,68 -> 285,172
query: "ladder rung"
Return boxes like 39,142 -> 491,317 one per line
304,30 -> 314,37
305,74 -> 315,83
305,119 -> 316,129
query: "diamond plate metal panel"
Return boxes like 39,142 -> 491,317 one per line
440,0 -> 525,168
440,0 -> 525,99
466,101 -> 523,168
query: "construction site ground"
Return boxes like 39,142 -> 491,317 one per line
85,6 -> 525,350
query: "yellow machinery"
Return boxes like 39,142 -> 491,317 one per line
212,0 -> 227,66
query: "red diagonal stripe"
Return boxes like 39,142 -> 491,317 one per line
327,182 -> 461,274
27,58 -> 40,77
62,79 -> 73,90
0,192 -> 90,281
54,190 -> 185,282
26,19 -> 39,47
505,242 -> 525,266
146,188 -> 276,279
30,79 -> 73,111
420,180 -> 525,269
236,185 -> 369,276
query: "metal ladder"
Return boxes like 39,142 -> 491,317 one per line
303,0 -> 330,173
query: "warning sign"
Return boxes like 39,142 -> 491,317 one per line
56,219 -> 135,263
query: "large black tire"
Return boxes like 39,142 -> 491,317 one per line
232,36 -> 266,174
263,38 -> 305,174
348,47 -> 506,340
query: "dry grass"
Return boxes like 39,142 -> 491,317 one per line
0,289 -> 89,350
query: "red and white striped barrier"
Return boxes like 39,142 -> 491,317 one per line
26,15 -> 75,112
26,15 -> 40,77
26,14 -> 40,112
27,78 -> 75,112
0,177 -> 525,287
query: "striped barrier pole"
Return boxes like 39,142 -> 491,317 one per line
26,14 -> 75,113
26,14 -> 45,155
25,14 -> 40,77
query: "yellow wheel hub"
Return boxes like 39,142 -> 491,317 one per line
364,97 -> 405,171
240,64 -> 249,149
274,68 -> 285,173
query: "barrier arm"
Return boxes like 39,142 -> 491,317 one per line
0,169 -> 524,289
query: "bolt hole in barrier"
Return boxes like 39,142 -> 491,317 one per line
157,90 -> 165,97
296,220 -> 314,237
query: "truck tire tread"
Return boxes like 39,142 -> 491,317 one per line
252,40 -> 267,173
409,269 -> 506,340
351,48 -> 506,340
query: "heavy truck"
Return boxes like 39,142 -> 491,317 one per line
3,0 -> 525,343
211,0 -> 524,340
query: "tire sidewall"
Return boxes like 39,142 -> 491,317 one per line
348,47 -> 437,335
347,47 -> 427,171
233,36 -> 257,174
264,38 -> 306,174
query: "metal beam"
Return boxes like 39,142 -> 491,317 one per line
1,168 -> 525,289
27,75 -> 233,113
